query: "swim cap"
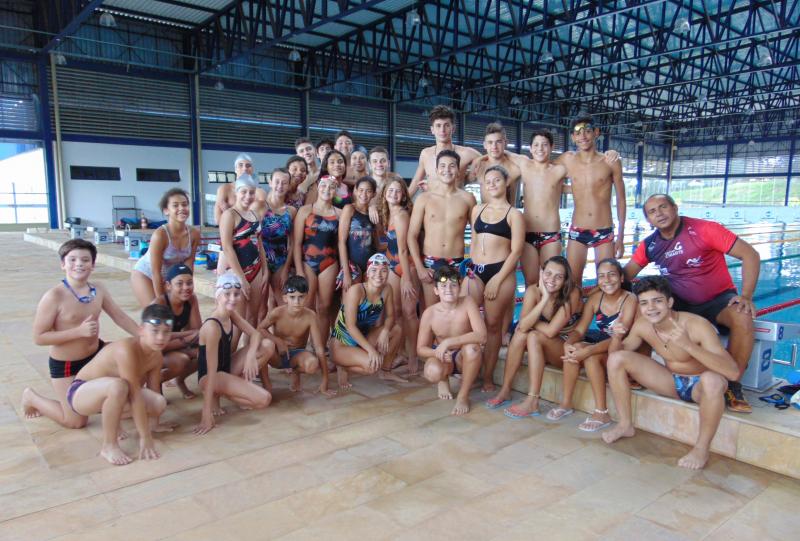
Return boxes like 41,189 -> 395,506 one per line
234,174 -> 257,192
215,272 -> 242,297
366,253 -> 390,271
165,263 -> 192,283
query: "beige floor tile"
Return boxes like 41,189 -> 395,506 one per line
0,473 -> 101,522
165,497 -> 304,541
636,476 -> 749,538
103,461 -> 244,515
50,496 -> 212,541
366,483 -> 452,527
1,494 -> 118,541
602,515 -> 693,541
276,505 -> 402,541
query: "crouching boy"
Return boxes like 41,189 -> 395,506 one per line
67,304 -> 174,466
417,266 -> 487,415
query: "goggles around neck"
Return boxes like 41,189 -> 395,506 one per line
62,279 -> 96,304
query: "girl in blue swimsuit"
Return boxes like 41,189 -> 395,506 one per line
259,168 -> 296,310
330,254 -> 406,390
560,258 -> 637,431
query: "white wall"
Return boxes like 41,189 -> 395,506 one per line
61,141 -> 191,227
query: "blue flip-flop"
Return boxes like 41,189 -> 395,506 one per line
484,398 -> 512,410
503,407 -> 541,419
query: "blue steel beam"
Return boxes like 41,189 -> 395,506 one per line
36,56 -> 59,228
194,0 -> 388,72
40,0 -> 105,54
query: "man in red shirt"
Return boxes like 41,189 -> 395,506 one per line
623,194 -> 760,413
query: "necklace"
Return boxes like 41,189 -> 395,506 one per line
62,279 -> 96,304
651,317 -> 675,350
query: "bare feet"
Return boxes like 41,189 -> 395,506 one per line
100,444 -> 132,466
176,379 -> 196,399
678,446 -> 709,470
212,406 -> 226,416
151,422 -> 178,433
480,380 -> 496,393
451,397 -> 470,416
406,357 -> 420,377
437,380 -> 453,400
391,355 -> 407,369
337,369 -> 352,391
21,388 -> 41,419
289,371 -> 301,392
379,369 -> 408,383
601,423 -> 635,444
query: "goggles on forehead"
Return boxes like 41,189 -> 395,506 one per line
144,318 -> 174,327
217,282 -> 242,290
437,275 -> 460,284
283,285 -> 306,294
572,122 -> 594,134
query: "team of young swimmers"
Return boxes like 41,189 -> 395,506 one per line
22,107 -> 759,471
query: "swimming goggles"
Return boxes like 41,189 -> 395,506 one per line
217,283 -> 242,290
436,276 -> 460,284
62,279 -> 97,303
144,318 -> 174,327
283,285 -> 307,294
572,122 -> 594,134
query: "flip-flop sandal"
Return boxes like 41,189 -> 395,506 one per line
546,407 -> 574,421
503,406 -> 541,419
484,397 -> 512,410
578,417 -> 613,432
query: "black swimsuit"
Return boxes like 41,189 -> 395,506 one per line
164,293 -> 191,332
468,205 -> 512,285
587,292 -> 629,343
197,318 -> 233,380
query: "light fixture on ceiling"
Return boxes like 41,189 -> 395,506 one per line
745,107 -> 755,116
214,80 -> 224,91
331,96 -> 341,106
679,127 -> 688,134
698,94 -> 708,105
716,134 -> 725,141
674,16 -> 690,34
634,120 -> 643,128
748,139 -> 756,146
52,52 -> 67,66
419,76 -> 430,88
510,95 -> 522,105
637,140 -> 644,147
540,51 -> 554,64
288,48 -> 301,62
756,46 -> 772,67
405,10 -> 421,28
99,12 -> 117,28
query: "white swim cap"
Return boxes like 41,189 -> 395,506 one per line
234,174 -> 257,192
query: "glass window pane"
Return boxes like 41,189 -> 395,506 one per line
725,177 -> 787,206
669,177 -> 724,206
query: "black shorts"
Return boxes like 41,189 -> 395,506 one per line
48,340 -> 106,379
673,289 -> 737,329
